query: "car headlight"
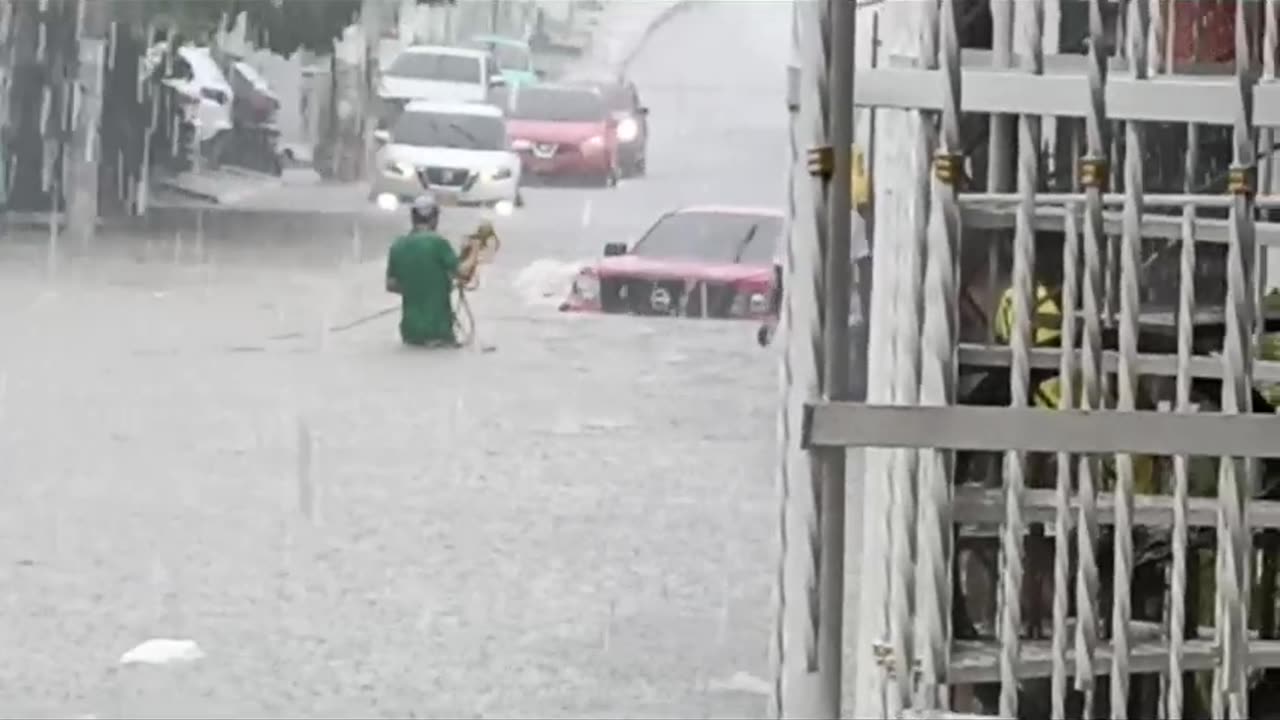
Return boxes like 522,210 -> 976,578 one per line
731,290 -> 770,317
573,270 -> 600,300
581,135 -> 605,149
616,117 -> 639,142
384,160 -> 414,178
482,166 -> 513,182
511,138 -> 532,150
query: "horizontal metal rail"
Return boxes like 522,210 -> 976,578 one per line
961,203 -> 1280,246
954,487 -> 1280,530
891,48 -> 1235,78
855,66 -> 1280,127
964,193 -> 1280,209
803,403 -> 1280,456
958,343 -> 1280,384
947,634 -> 1280,684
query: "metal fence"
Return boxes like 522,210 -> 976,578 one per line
780,0 -> 1280,718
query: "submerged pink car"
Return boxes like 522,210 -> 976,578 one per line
561,206 -> 781,320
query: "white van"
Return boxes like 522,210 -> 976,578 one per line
378,45 -> 503,104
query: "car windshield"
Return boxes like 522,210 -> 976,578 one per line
390,110 -> 506,151
738,216 -> 784,263
632,212 -> 781,263
470,40 -> 529,71
387,52 -> 482,83
499,86 -> 607,122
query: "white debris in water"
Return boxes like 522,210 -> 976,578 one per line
512,259 -> 584,307
118,638 -> 205,666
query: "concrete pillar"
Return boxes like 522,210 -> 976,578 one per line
65,0 -> 110,248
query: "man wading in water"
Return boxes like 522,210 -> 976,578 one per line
386,194 -> 478,348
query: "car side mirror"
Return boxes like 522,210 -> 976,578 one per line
373,128 -> 390,144
603,241 -> 627,257
489,75 -> 507,88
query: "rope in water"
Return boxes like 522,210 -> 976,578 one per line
265,223 -> 499,346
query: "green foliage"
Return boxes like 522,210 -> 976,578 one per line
122,0 -> 458,55
236,0 -> 363,55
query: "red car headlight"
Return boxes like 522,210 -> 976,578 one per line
572,270 -> 600,301
731,288 -> 770,317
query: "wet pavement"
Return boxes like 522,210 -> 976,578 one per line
0,2 -> 792,717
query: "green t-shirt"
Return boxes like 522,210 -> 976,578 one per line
387,230 -> 460,345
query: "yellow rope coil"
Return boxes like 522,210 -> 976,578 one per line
453,220 -> 502,344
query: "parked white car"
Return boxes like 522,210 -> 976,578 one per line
160,46 -> 234,144
370,100 -> 522,209
378,45 -> 504,104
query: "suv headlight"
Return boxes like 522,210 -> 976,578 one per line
730,289 -> 769,317
483,166 -> 513,182
573,270 -> 600,301
384,160 -> 414,178
581,135 -> 605,149
511,138 -> 532,150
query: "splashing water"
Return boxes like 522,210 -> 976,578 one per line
512,259 -> 584,308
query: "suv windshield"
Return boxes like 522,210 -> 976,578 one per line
738,216 -> 784,263
390,110 -> 506,151
499,86 -> 606,122
387,52 -> 482,83
632,212 -> 782,263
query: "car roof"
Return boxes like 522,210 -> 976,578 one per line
468,34 -> 529,48
519,82 -> 604,96
403,100 -> 504,117
673,205 -> 785,218
401,45 -> 488,59
560,64 -> 626,84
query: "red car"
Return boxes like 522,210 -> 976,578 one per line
561,206 -> 782,320
558,70 -> 649,177
497,83 -> 620,187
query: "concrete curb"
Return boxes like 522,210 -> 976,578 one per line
618,0 -> 695,74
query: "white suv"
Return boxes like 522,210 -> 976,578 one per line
371,100 -> 522,209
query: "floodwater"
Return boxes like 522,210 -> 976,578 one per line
0,2 -> 796,717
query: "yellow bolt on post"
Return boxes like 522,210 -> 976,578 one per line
808,144 -> 834,179
851,144 -> 870,209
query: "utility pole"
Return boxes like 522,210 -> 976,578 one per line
819,0 -> 855,715
359,0 -> 391,181
770,0 -> 853,716
66,0 -> 110,249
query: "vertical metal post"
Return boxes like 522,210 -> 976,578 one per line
987,0 -> 1015,192
1217,2 -> 1258,716
818,0 -> 855,715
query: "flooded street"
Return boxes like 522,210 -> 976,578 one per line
0,2 -> 792,717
